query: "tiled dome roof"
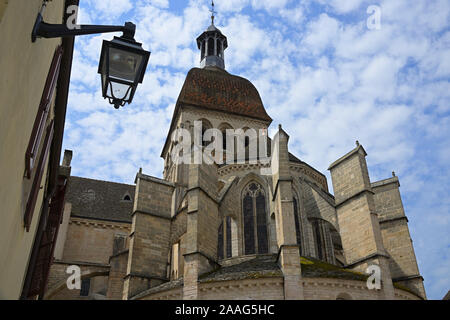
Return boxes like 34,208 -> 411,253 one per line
177,66 -> 272,122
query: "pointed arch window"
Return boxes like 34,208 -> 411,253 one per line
217,222 -> 224,260
208,37 -> 215,56
217,216 -> 233,260
242,182 -> 268,255
293,197 -> 302,254
216,39 -> 223,57
312,219 -> 326,261
201,40 -> 206,60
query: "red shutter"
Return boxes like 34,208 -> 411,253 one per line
27,176 -> 67,298
24,120 -> 54,232
25,45 -> 63,179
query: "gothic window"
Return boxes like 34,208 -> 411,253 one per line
198,119 -> 212,147
217,216 -> 233,260
217,39 -> 223,57
201,40 -> 206,60
202,126 -> 208,147
222,131 -> 227,151
242,182 -> 268,255
217,222 -> 224,260
312,219 -> 325,261
293,197 -> 302,254
245,136 -> 250,147
226,216 -> 232,258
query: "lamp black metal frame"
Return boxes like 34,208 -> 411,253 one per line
32,10 -> 136,42
98,36 -> 150,109
31,1 -> 150,109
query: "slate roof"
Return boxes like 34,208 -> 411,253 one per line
65,176 -> 135,223
198,254 -> 368,283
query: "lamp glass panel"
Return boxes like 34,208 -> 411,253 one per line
108,47 -> 143,82
107,80 -> 132,101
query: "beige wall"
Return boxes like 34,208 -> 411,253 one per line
0,0 -> 64,299
62,217 -> 130,265
0,1 -> 8,24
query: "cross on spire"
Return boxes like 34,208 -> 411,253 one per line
210,1 -> 217,25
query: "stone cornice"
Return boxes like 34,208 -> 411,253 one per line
183,251 -> 220,269
124,272 -> 168,282
70,216 -> 131,229
52,260 -> 110,269
131,209 -> 171,220
135,172 -> 175,187
371,176 -> 400,189
271,177 -> 294,202
392,274 -> 424,282
335,188 -> 375,208
186,185 -> 220,205
344,252 -> 391,269
109,249 -> 129,262
276,244 -> 300,264
379,216 -> 409,224
328,145 -> 367,171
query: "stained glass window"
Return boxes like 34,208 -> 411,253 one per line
242,182 -> 268,255
243,194 -> 255,255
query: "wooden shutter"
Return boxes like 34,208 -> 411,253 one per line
26,176 -> 67,298
25,45 -> 63,178
24,120 -> 54,232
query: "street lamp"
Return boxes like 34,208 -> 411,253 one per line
98,28 -> 150,109
32,3 -> 150,109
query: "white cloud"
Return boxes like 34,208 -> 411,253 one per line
303,14 -> 340,53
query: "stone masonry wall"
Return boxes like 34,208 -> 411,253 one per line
372,178 -> 426,298
138,277 -> 420,300
62,218 -> 130,264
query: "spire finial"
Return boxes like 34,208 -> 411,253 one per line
210,1 -> 216,25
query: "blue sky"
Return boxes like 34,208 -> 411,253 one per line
63,0 -> 450,299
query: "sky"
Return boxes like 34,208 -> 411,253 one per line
62,0 -> 450,299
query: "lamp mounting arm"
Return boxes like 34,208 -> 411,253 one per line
32,12 -> 136,42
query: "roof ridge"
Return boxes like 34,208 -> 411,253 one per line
70,175 -> 135,187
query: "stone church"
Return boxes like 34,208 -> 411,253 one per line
46,19 -> 426,300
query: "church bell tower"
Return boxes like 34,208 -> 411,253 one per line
196,1 -> 228,69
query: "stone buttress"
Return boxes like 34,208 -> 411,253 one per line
328,143 -> 395,300
271,126 -> 304,300
123,172 -> 174,299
